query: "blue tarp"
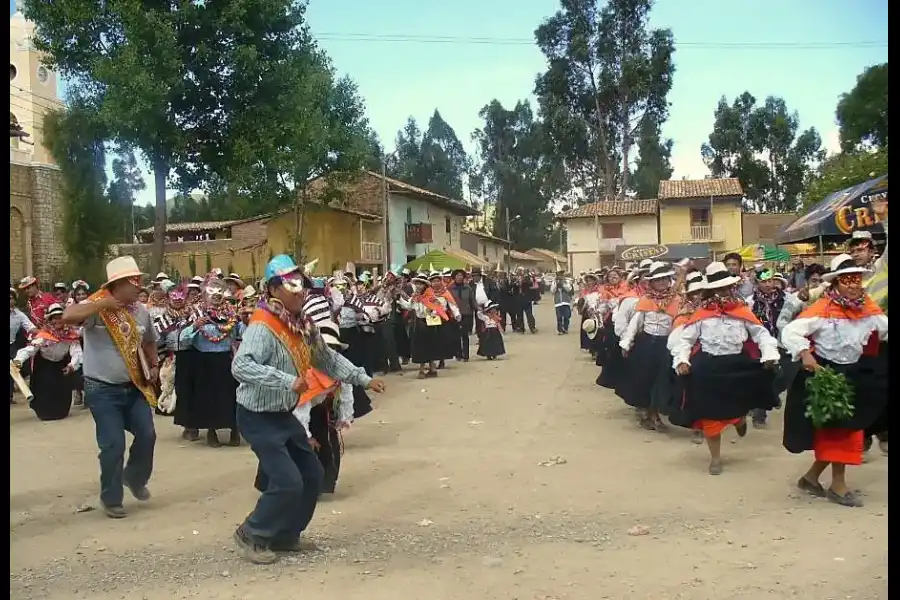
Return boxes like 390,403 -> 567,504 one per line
776,175 -> 887,244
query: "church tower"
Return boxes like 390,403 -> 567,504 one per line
10,4 -> 63,166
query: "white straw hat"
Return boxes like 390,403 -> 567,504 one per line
702,262 -> 742,290
686,278 -> 706,294
822,253 -> 871,282
645,261 -> 675,280
45,303 -> 65,318
103,256 -> 145,288
581,317 -> 599,339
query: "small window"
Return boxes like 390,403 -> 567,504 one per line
600,223 -> 623,239
690,208 -> 710,225
445,216 -> 452,235
405,207 -> 413,224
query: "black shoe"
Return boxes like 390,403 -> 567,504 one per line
233,526 -> 278,564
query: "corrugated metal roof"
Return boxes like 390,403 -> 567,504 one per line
658,178 -> 743,200
509,250 -> 540,262
461,228 -> 510,244
136,219 -> 247,236
526,248 -> 567,263
367,171 -> 480,216
557,199 -> 658,219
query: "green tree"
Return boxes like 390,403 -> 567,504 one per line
631,116 -> 673,199
43,105 -> 118,283
534,0 -> 675,201
801,148 -> 888,209
386,112 -> 470,200
836,63 -> 888,151
471,100 -> 563,249
106,150 -> 146,242
701,92 -> 824,212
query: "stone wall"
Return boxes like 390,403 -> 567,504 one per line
9,162 -> 65,284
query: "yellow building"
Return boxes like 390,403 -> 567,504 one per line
116,204 -> 384,281
657,178 -> 744,257
557,199 -> 659,272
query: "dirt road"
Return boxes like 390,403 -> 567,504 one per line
10,302 -> 888,600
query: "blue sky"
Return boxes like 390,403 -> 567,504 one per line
11,0 -> 889,207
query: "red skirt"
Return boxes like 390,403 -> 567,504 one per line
813,428 -> 864,465
694,418 -> 742,438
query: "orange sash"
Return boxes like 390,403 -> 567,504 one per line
88,289 -> 158,407
298,368 -> 338,407
684,304 -> 761,327
797,296 -> 883,321
249,308 -> 312,407
635,296 -> 680,318
413,289 -> 449,321
439,289 -> 457,306
601,282 -> 629,301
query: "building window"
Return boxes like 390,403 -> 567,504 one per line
405,206 -> 412,224
600,223 -> 623,239
690,208 -> 710,226
445,216 -> 452,234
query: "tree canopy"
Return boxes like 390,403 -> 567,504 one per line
26,0 -> 373,271
534,0 -> 675,201
387,111 -> 470,201
836,62 -> 888,151
701,92 -> 824,213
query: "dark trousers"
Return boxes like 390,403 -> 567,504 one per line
309,403 -> 341,493
456,313 -> 474,359
84,378 -> 157,508
238,405 -> 323,543
555,305 -> 572,333
515,300 -> 536,332
380,318 -> 401,372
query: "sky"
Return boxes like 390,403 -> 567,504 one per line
11,0 -> 890,208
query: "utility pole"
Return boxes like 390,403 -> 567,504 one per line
381,160 -> 390,274
505,206 -> 511,272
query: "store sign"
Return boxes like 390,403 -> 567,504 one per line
619,244 -> 668,261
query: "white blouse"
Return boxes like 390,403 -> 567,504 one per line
780,314 -> 888,365
620,310 -> 674,351
292,382 -> 355,438
476,310 -> 502,330
613,296 -> 639,338
15,337 -> 83,369
669,315 -> 780,370
583,291 -> 602,316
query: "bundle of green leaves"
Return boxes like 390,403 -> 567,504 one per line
804,366 -> 856,428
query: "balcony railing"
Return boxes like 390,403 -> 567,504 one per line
682,224 -> 725,243
361,241 -> 383,263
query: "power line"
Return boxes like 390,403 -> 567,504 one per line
312,32 -> 887,50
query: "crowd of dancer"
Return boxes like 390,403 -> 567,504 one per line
573,219 -> 888,507
9,253 -> 551,560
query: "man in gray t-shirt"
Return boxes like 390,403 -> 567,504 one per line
81,308 -> 158,384
62,256 -> 160,519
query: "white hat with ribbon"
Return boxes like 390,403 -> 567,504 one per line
103,256 -> 145,288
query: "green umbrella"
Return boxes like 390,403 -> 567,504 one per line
403,249 -> 468,272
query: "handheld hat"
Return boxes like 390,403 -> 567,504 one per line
645,261 -> 675,280
45,303 -> 64,318
702,262 -> 742,290
103,256 -> 145,288
581,317 -> 599,339
822,253 -> 871,282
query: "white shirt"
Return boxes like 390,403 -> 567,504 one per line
620,310 -> 675,351
474,281 -> 489,307
613,296 -> 639,338
15,336 -> 83,370
780,314 -> 888,365
669,315 -> 780,370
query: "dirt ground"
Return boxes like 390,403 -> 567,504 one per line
10,302 -> 888,600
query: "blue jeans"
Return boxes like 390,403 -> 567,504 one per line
238,405 -> 323,543
555,305 -> 572,333
84,378 -> 157,507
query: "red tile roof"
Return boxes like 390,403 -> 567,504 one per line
557,199 -> 658,219
658,178 -> 743,200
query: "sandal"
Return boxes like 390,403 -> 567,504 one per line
797,477 -> 826,498
708,460 -> 723,476
826,488 -> 863,507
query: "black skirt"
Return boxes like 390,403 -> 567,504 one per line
395,315 -> 411,359
667,375 -> 693,429
476,328 -> 505,358
594,318 -> 613,366
596,325 -> 624,390
439,320 -> 460,360
616,334 -> 675,412
29,353 -> 74,421
336,345 -> 373,420
783,356 -> 888,455
172,350 -> 197,426
410,317 -> 442,364
174,351 -> 237,430
681,351 -> 777,422
339,326 -> 367,370
579,314 -> 593,350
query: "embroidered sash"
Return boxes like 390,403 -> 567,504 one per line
89,290 -> 158,407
